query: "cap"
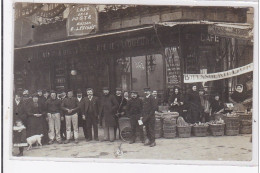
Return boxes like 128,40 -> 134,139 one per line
49,90 -> 56,94
32,93 -> 38,97
86,88 -> 93,91
102,87 -> 109,90
116,87 -> 122,91
130,90 -> 138,94
143,87 -> 151,91
76,89 -> 82,94
37,89 -> 43,92
67,89 -> 73,93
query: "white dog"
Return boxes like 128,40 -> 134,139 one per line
26,134 -> 44,151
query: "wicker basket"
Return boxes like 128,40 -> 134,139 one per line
155,118 -> 163,138
192,125 -> 208,137
163,118 -> 177,139
177,126 -> 191,138
238,113 -> 252,121
240,126 -> 252,134
209,124 -> 225,136
224,116 -> 240,136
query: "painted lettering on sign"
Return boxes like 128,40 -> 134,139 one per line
67,5 -> 98,36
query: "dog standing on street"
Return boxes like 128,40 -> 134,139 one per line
26,134 -> 44,151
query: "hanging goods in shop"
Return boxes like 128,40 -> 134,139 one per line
192,122 -> 209,137
224,113 -> 240,136
155,117 -> 163,139
177,117 -> 192,138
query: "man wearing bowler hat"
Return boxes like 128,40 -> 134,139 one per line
82,88 -> 99,141
141,87 -> 157,147
127,90 -> 144,144
114,87 -> 127,140
99,87 -> 118,142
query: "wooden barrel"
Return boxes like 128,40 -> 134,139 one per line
238,113 -> 252,134
224,116 -> 240,136
209,124 -> 225,136
155,118 -> 163,138
177,126 -> 191,138
163,118 -> 177,138
192,125 -> 208,137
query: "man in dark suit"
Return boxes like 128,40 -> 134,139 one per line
99,87 -> 119,142
152,90 -> 159,111
141,87 -> 157,147
76,89 -> 87,140
82,88 -> 99,141
127,91 -> 144,144
114,87 -> 127,140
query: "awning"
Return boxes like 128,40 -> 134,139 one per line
157,21 -> 253,41
14,25 -> 154,50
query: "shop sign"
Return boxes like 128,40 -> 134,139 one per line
184,63 -> 253,83
36,4 -> 66,18
165,47 -> 181,87
208,24 -> 253,40
67,5 -> 98,36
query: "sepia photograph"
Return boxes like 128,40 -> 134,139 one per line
9,1 -> 256,164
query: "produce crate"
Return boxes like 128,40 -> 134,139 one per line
177,126 -> 191,138
192,125 -> 208,137
209,124 -> 225,136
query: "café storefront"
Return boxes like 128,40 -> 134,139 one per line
14,5 -> 253,103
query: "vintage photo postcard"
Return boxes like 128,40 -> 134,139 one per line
3,0 -> 258,168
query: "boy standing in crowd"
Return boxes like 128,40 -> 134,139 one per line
45,90 -> 62,144
61,90 -> 80,144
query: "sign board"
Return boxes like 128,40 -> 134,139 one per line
184,63 -> 253,83
165,47 -> 181,88
66,5 -> 98,36
208,24 -> 253,40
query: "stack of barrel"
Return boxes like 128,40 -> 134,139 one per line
239,113 -> 252,134
155,117 -> 163,138
163,117 -> 177,138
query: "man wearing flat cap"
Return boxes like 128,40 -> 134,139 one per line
114,87 -> 127,140
127,90 -> 144,144
99,87 -> 119,142
45,90 -> 62,144
81,88 -> 99,141
141,87 -> 157,147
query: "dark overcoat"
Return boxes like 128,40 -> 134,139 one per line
13,100 -> 26,126
99,94 -> 119,127
142,95 -> 157,123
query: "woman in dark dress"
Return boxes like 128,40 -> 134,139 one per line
186,84 -> 202,124
168,87 -> 183,114
25,94 -> 46,138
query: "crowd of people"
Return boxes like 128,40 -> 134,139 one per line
13,83 -> 251,156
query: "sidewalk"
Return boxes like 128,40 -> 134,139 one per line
14,127 -> 252,161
